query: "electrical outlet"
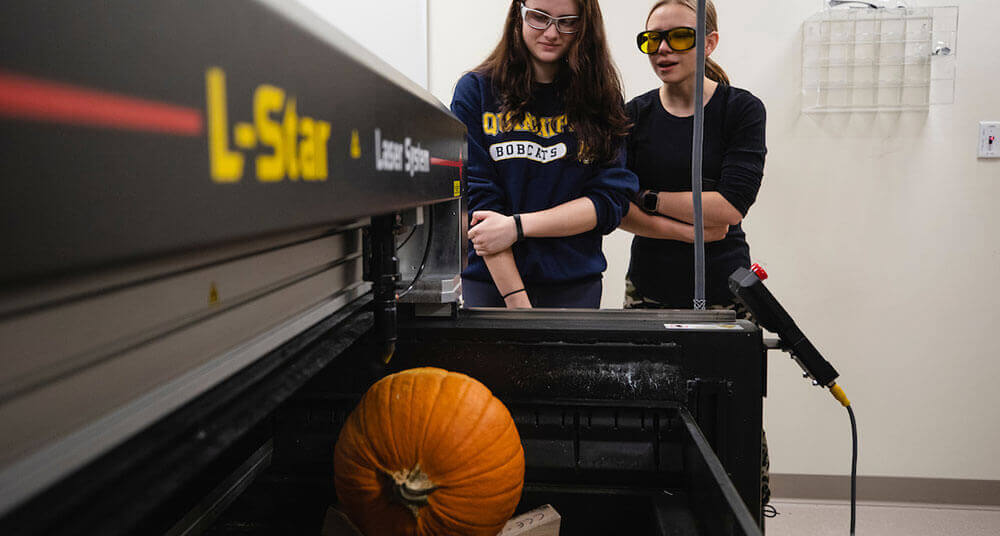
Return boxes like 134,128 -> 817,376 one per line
980,121 -> 1000,159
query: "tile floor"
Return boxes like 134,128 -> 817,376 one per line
766,499 -> 1000,536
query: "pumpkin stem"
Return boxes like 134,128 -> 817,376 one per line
389,465 -> 437,518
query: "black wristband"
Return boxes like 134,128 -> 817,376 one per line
513,213 -> 525,242
502,288 -> 526,299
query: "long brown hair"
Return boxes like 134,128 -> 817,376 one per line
474,0 -> 628,165
647,0 -> 730,85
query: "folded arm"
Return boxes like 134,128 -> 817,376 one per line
620,203 -> 728,243
652,191 -> 743,227
468,198 -> 595,256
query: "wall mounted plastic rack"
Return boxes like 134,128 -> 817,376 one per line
802,5 -> 958,113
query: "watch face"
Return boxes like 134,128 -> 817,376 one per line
643,192 -> 658,212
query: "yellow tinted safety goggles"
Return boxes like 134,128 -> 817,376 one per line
637,27 -> 697,54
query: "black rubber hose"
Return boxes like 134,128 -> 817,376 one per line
398,208 -> 434,299
848,405 -> 857,535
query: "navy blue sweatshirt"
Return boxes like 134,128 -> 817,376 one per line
451,72 -> 638,284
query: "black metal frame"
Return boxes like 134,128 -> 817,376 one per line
1,298 -> 767,535
0,297 -> 374,535
199,305 -> 765,535
391,308 -> 766,525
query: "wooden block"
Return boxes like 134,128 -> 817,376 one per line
321,506 -> 364,536
322,504 -> 561,536
498,504 -> 561,536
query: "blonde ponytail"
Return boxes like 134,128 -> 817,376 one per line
706,58 -> 729,85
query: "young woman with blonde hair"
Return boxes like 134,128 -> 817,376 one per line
621,0 -> 767,313
619,0 -> 770,509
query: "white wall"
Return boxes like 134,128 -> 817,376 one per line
715,0 -> 1000,480
428,1 -> 509,100
296,0 -> 429,88
430,0 -> 1000,481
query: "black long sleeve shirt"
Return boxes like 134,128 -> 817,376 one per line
625,84 -> 767,307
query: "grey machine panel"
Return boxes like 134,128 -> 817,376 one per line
0,0 -> 466,517
0,0 -> 465,284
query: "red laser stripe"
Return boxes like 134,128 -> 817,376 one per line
430,157 -> 462,167
0,70 -> 203,136
431,156 -> 464,182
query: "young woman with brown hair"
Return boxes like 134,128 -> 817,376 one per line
452,0 -> 638,308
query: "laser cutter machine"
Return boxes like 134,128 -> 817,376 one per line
0,3 -> 767,534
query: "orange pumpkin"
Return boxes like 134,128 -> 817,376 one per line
334,367 -> 525,535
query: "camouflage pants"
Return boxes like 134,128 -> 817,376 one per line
623,278 -> 754,319
624,277 -> 771,508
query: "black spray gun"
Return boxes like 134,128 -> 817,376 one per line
729,264 -> 858,535
729,265 -> 851,407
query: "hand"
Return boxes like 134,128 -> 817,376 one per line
468,211 -> 518,256
705,224 -> 729,242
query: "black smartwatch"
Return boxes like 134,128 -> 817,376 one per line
640,189 -> 659,214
